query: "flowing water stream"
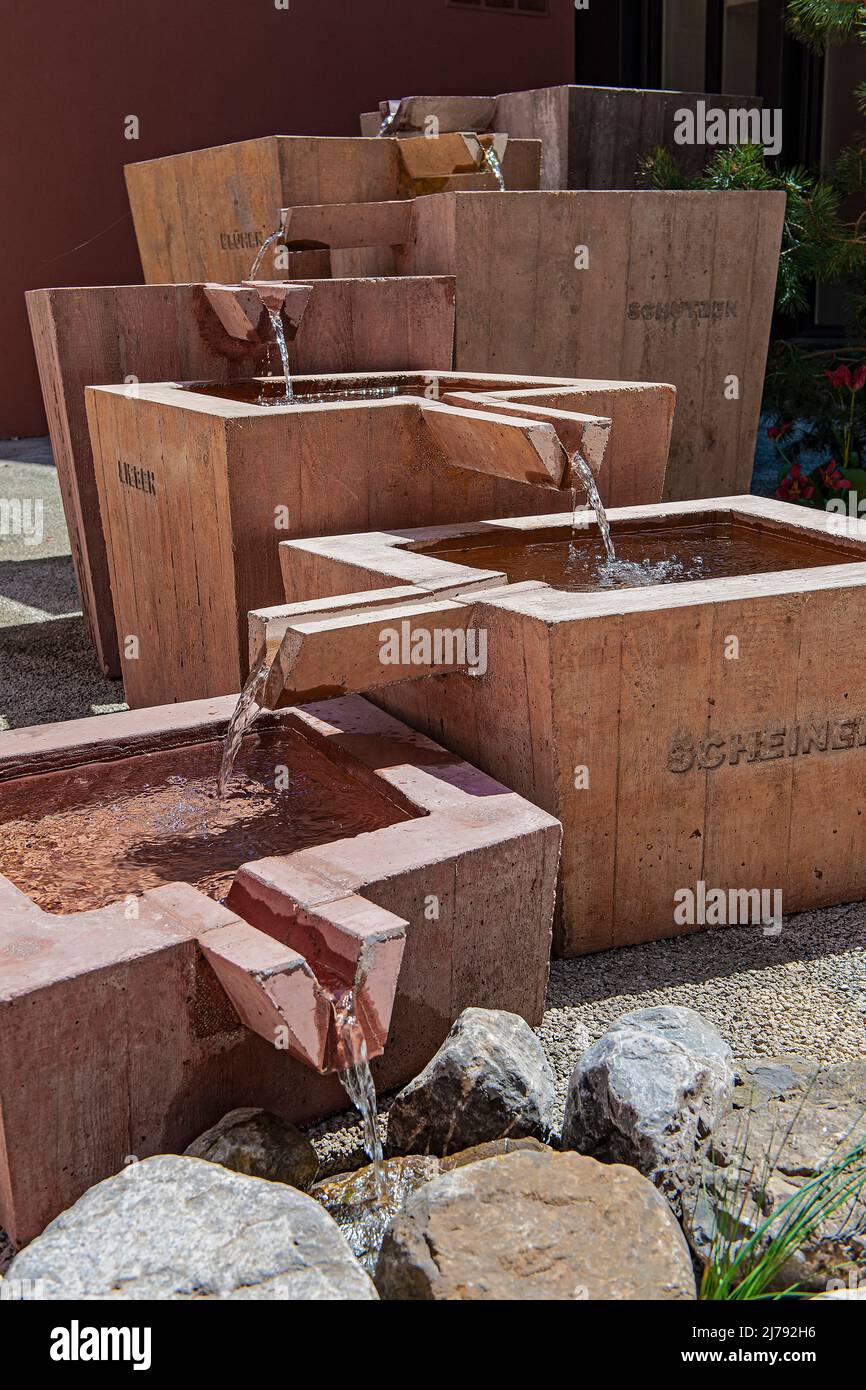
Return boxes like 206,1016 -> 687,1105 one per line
328,983 -> 387,1200
481,143 -> 506,190
377,102 -> 399,136
570,449 -> 615,561
265,307 -> 294,404
217,653 -> 383,1199
217,655 -> 389,1212
217,646 -> 270,798
249,227 -> 284,280
568,449 -> 716,587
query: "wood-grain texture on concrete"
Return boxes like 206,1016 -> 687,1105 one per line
85,370 -> 673,707
27,277 -> 455,675
125,134 -> 540,283
400,189 -> 784,500
268,499 -> 866,957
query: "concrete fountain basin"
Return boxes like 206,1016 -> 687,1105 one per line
84,368 -> 674,708
0,694 -> 559,1246
27,274 -> 455,677
253,496 -> 866,957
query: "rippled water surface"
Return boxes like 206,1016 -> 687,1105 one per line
0,728 -> 410,914
418,521 -> 862,593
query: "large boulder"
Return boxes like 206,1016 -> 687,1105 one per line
386,1008 -> 555,1157
6,1156 -> 377,1300
375,1149 -> 696,1300
184,1107 -> 318,1190
561,1005 -> 734,1211
685,1057 -> 866,1293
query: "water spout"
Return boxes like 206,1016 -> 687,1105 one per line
203,280 -> 312,362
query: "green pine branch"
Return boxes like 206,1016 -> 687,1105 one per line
786,0 -> 866,51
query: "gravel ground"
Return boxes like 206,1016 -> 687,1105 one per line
540,901 -> 866,1115
304,900 -> 865,1172
0,437 -> 124,729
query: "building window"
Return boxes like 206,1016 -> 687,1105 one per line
722,0 -> 759,96
661,0 -> 759,96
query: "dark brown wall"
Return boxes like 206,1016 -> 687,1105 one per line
2,0 -> 574,437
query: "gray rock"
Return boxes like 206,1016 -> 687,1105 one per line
386,1007 -> 555,1156
184,1107 -> 318,1190
6,1156 -> 377,1300
685,1058 -> 866,1293
561,1005 -> 735,1210
375,1149 -> 696,1300
440,1136 -> 551,1170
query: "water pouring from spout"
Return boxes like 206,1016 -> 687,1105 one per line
243,280 -> 314,406
481,143 -> 506,190
568,447 -> 699,588
249,226 -> 285,280
570,448 -> 616,562
328,982 -> 387,1200
217,644 -> 270,798
377,100 -> 400,136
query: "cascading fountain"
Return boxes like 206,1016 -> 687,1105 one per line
89,363 -> 678,715
209,414 -> 613,1193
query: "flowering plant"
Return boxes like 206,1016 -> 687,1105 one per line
771,358 -> 866,508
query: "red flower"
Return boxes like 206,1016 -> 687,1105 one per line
776,463 -> 815,503
826,363 -> 866,391
819,460 -> 851,491
767,421 -> 793,440
826,364 -> 853,390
